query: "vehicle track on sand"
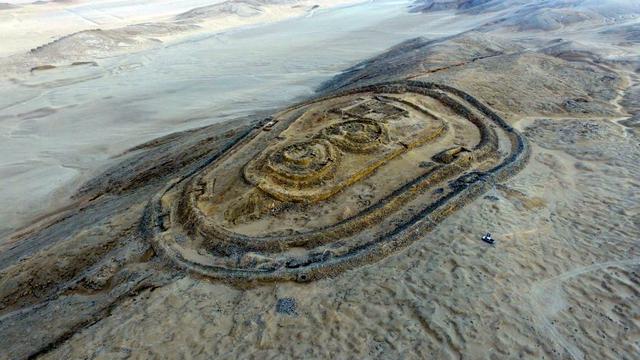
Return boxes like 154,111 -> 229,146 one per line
529,257 -> 640,360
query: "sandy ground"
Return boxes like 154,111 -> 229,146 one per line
0,0 -> 639,359
0,0 -> 497,239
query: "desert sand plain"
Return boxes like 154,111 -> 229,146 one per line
1,0 -> 639,359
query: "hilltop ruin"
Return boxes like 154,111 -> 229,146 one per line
147,81 -> 529,282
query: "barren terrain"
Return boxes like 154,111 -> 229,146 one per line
0,0 -> 639,359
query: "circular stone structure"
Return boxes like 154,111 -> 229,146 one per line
145,81 -> 529,282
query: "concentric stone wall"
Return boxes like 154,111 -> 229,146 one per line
145,81 -> 529,282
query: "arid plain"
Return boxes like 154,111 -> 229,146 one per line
1,0 -> 639,359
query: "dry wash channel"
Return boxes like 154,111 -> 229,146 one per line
146,81 -> 529,282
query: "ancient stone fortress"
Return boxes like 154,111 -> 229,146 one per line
146,81 -> 529,282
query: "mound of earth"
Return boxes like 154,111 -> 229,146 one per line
602,23 -> 640,43
411,0 -> 640,32
175,0 -> 296,21
318,32 -> 524,92
27,23 -> 198,61
510,8 -> 602,31
409,0 -> 513,14
321,34 -> 621,119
